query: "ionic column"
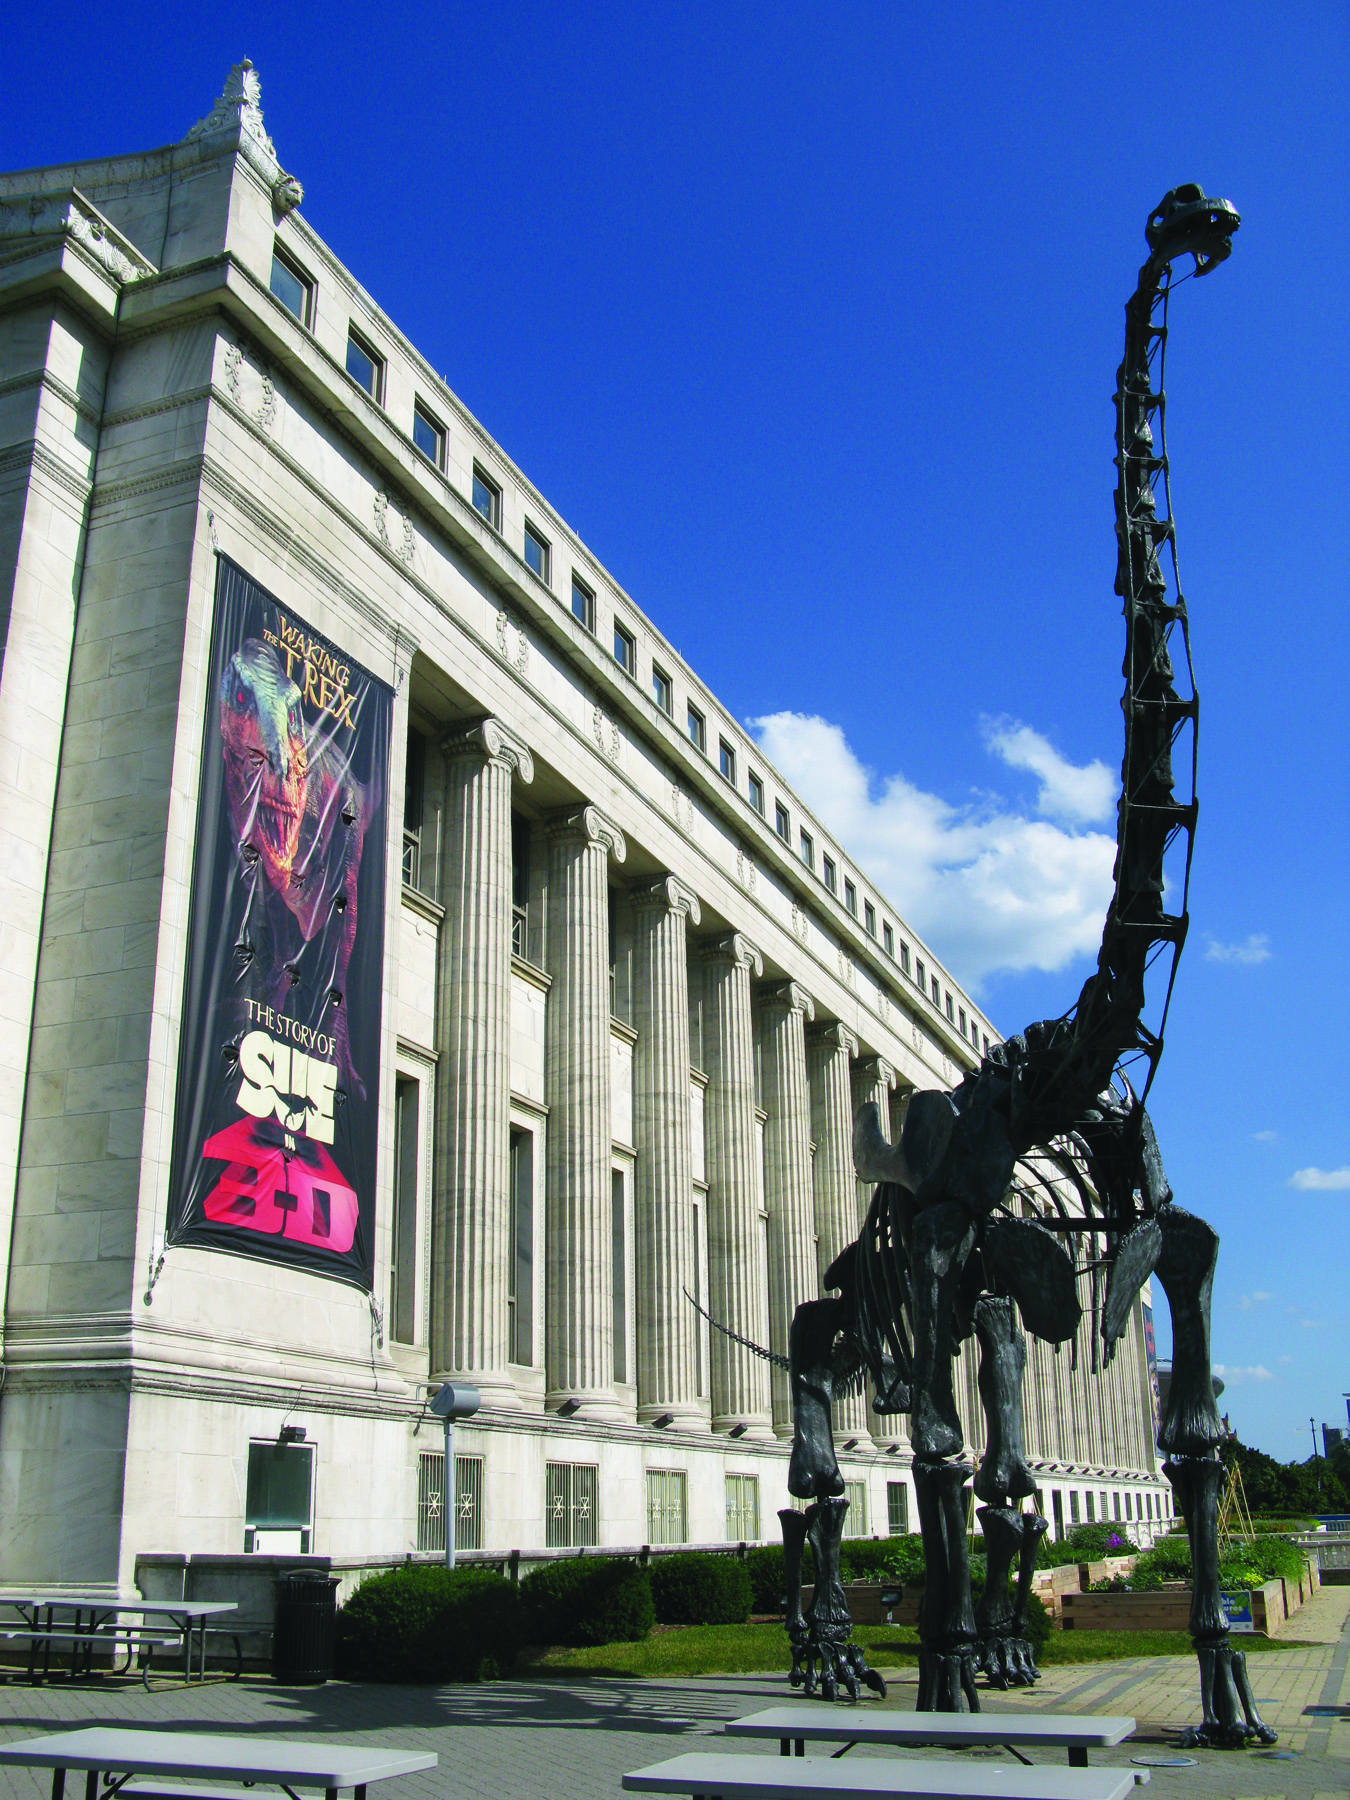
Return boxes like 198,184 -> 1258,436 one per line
853,1054 -> 907,1449
700,933 -> 773,1438
758,982 -> 817,1436
544,804 -> 627,1418
808,1021 -> 871,1445
630,874 -> 702,1428
432,719 -> 533,1405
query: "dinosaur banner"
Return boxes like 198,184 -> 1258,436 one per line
165,556 -> 391,1289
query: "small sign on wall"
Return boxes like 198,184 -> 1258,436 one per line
1220,1590 -> 1254,1633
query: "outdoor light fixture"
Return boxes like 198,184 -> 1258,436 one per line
556,1397 -> 582,1417
652,1412 -> 674,1429
728,1422 -> 748,1438
278,1424 -> 306,1444
842,1438 -> 859,1452
429,1380 -> 480,1571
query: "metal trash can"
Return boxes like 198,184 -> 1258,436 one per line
272,1571 -> 337,1685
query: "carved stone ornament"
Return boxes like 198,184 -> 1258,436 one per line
838,946 -> 856,987
495,608 -> 529,676
0,191 -> 156,287
670,782 -> 693,832
767,981 -> 815,1022
272,173 -> 304,216
702,932 -> 763,978
879,991 -> 890,1024
186,62 -> 305,214
736,846 -> 757,893
375,491 -> 415,564
546,803 -> 627,863
442,717 -> 534,785
593,701 -> 620,763
812,1020 -> 859,1059
791,901 -> 809,944
223,342 -> 277,434
631,874 -> 701,926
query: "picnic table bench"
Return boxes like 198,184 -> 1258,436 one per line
0,1728 -> 437,1800
724,1707 -> 1138,1768
0,1598 -> 239,1685
623,1753 -> 1147,1800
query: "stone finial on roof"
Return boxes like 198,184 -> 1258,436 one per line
186,60 -> 304,215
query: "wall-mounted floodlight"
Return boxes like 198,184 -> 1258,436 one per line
429,1382 -> 480,1570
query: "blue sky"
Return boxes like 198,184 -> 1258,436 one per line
6,3 -> 1346,1458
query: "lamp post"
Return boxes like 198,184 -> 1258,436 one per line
429,1382 -> 480,1570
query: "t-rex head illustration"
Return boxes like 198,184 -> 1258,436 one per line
219,639 -> 308,888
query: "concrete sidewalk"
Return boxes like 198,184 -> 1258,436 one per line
0,1595 -> 1347,1800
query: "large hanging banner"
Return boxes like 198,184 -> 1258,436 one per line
166,557 -> 391,1289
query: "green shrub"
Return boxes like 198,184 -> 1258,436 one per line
1123,1532 -> 1309,1593
335,1565 -> 523,1683
745,1544 -> 792,1612
838,1539 -> 899,1581
520,1556 -> 654,1646
880,1534 -> 926,1586
651,1553 -> 752,1625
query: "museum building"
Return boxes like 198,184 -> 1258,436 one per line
0,65 -> 1171,1593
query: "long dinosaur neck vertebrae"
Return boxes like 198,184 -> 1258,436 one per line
1009,187 -> 1238,1153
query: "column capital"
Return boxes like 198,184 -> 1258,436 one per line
442,716 -> 534,783
545,803 -> 627,863
630,873 -> 701,926
810,1020 -> 859,1058
761,980 -> 815,1022
701,932 -> 763,978
857,1055 -> 898,1092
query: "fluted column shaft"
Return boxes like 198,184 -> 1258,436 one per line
809,1022 -> 870,1442
432,720 -> 533,1402
631,875 -> 702,1426
545,804 -> 627,1416
701,934 -> 772,1436
759,982 -> 818,1435
853,1055 -> 905,1447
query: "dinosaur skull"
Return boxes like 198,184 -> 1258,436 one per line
219,638 -> 308,887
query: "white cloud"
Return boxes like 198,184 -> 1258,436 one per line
1289,1167 -> 1350,1191
748,711 -> 1117,987
1252,1130 -> 1278,1143
1212,1363 -> 1275,1384
1278,1355 -> 1293,1365
980,717 -> 1117,827
1236,1292 -> 1271,1310
1203,933 -> 1272,964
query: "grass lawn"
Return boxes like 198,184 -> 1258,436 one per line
534,1621 -> 1301,1680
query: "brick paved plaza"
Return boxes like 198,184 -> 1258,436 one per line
2,1590 -> 1348,1800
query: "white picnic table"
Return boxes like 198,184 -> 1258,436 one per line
623,1753 -> 1146,1800
0,1597 -> 238,1685
724,1706 -> 1138,1768
0,1728 -> 436,1800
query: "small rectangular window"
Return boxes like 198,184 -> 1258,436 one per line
345,328 -> 383,400
392,1076 -> 419,1345
1053,1490 -> 1065,1537
799,829 -> 814,870
647,1469 -> 688,1546
687,705 -> 706,753
524,521 -> 551,585
652,665 -> 672,715
412,403 -> 445,469
718,739 -> 736,784
886,1481 -> 909,1536
472,466 -> 501,530
983,1033 -> 990,1055
269,246 -> 312,325
614,621 -> 636,674
844,879 -> 857,917
916,957 -> 926,989
822,855 -> 836,894
1070,1489 -> 1081,1524
509,1126 -> 534,1362
945,992 -> 955,1022
725,1473 -> 760,1543
882,922 -> 894,958
245,1440 -> 314,1553
775,802 -> 790,841
747,771 -> 765,815
900,942 -> 911,975
546,1462 -> 598,1548
843,1480 -> 868,1538
1086,1490 -> 1096,1523
864,901 -> 877,938
931,975 -> 940,1005
958,1007 -> 967,1034
571,576 -> 595,631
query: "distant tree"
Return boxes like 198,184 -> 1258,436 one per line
1219,1434 -> 1350,1515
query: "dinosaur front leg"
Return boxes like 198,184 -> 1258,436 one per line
909,1200 -> 977,1460
971,1295 -> 1045,1689
1155,1207 -> 1275,1748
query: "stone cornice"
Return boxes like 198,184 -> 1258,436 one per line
545,803 -> 627,863
702,932 -> 763,978
400,883 -> 444,926
0,186 -> 156,287
441,716 -> 534,783
763,980 -> 816,1022
630,873 -> 701,926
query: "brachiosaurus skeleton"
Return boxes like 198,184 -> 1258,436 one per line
772,187 -> 1269,1748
